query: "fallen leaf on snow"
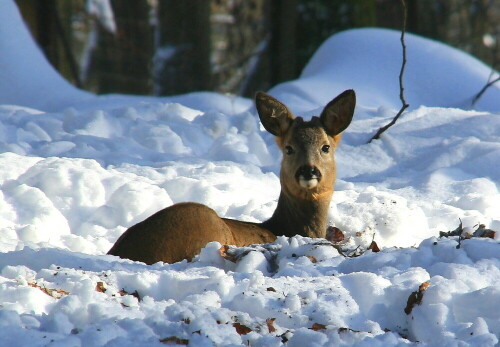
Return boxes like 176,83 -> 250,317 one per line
310,323 -> 327,331
219,244 -> 237,262
326,226 -> 345,243
28,282 -> 69,299
266,318 -> 277,333
404,281 -> 430,315
473,224 -> 496,239
95,281 -> 106,293
159,336 -> 189,345
233,322 -> 252,335
368,241 -> 381,252
306,255 -> 318,263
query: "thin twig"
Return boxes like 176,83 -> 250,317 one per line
368,0 -> 410,143
472,31 -> 499,107
471,76 -> 500,107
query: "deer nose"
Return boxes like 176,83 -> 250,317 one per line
296,165 -> 322,181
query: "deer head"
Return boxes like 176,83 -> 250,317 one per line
256,90 -> 355,201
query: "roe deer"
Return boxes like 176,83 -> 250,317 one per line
108,90 -> 355,264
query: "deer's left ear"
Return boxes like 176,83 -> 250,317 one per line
320,89 -> 356,136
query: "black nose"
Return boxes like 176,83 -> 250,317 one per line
296,166 -> 321,180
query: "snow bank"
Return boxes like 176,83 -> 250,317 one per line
0,102 -> 272,167
0,236 -> 498,346
0,93 -> 498,345
270,28 -> 499,114
0,1 -> 92,111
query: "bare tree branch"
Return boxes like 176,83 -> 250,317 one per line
472,76 -> 500,107
368,0 -> 409,143
472,34 -> 499,107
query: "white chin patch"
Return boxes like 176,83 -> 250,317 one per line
299,178 -> 318,189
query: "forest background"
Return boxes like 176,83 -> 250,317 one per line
15,0 -> 500,98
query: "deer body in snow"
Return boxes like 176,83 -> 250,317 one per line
108,90 -> 355,264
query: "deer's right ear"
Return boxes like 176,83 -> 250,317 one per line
255,92 -> 294,137
320,89 -> 356,136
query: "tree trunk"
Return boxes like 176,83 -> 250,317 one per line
155,1 -> 211,95
89,0 -> 154,95
270,0 -> 298,85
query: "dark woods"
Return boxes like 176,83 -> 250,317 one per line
16,0 -> 499,97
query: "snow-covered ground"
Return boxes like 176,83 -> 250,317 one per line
0,1 -> 499,346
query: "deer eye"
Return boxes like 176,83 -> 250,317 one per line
321,144 -> 330,153
285,146 -> 294,155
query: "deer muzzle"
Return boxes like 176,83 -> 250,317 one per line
296,165 -> 322,189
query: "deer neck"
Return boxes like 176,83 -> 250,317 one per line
261,189 -> 332,239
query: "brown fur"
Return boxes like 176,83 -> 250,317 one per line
108,90 -> 355,264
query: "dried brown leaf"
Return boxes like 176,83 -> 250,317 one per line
404,281 -> 430,315
118,289 -> 142,302
159,336 -> 189,345
306,255 -> 318,263
310,323 -> 327,331
28,282 -> 69,299
368,241 -> 380,252
418,281 -> 430,292
233,322 -> 252,335
266,318 -> 276,333
483,230 -> 496,239
473,224 -> 496,239
219,245 -> 237,262
326,226 -> 345,243
95,281 -> 106,293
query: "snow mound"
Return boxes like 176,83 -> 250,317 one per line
270,28 -> 499,114
0,1 -> 92,111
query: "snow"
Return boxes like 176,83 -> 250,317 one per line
270,28 -> 499,114
0,1 -> 499,345
86,0 -> 116,34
